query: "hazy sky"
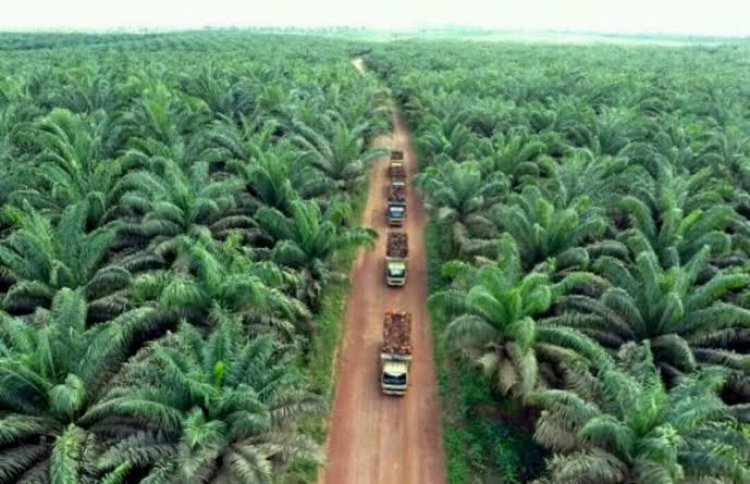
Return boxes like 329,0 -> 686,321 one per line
2,0 -> 750,36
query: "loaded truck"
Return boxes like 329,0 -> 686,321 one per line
381,311 -> 412,395
385,232 -> 408,286
388,150 -> 404,175
390,164 -> 406,182
387,184 -> 406,226
389,149 -> 405,178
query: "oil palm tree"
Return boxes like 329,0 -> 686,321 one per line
256,199 -> 376,310
530,344 -> 750,483
131,234 -> 308,338
201,116 -> 281,171
0,201 -> 132,321
225,141 -> 329,215
416,159 -> 506,258
417,113 -> 480,163
0,163 -> 31,230
322,84 -> 392,140
204,119 -> 329,208
698,126 -> 750,186
541,147 -> 646,209
493,185 -> 607,271
11,108 -> 124,225
617,174 -> 734,267
633,150 -> 728,214
429,234 -> 607,399
90,316 -> 324,483
114,157 -> 258,259
118,80 -> 210,146
291,115 -> 386,193
0,288 -> 155,483
42,67 -> 121,115
476,129 -> 556,189
563,242 -> 750,395
178,66 -> 254,122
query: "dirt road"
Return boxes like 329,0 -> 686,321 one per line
318,115 -> 446,484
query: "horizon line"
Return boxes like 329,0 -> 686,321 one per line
0,24 -> 748,40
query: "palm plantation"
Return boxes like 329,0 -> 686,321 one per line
566,243 -> 750,398
376,39 -> 750,481
0,32 -> 385,483
430,234 -> 607,399
0,289 -> 154,483
0,201 -> 131,321
291,115 -> 386,193
91,318 -> 323,483
1,29 -> 750,484
416,159 -> 506,257
530,345 -> 749,484
256,199 -> 376,310
493,185 -> 606,271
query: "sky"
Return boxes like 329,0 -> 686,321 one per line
2,0 -> 750,37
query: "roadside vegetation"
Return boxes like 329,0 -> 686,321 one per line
368,41 -> 750,482
3,29 -> 750,484
0,32 -> 390,483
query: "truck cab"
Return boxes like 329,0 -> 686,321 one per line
386,260 -> 407,286
381,359 -> 409,395
387,204 -> 405,226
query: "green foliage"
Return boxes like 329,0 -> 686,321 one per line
0,201 -> 130,319
562,244 -> 750,391
494,185 -> 605,271
426,222 -> 546,483
431,234 -> 605,400
382,38 -> 750,482
3,28 -> 750,483
0,31 -> 386,482
529,345 -> 750,483
416,159 -> 506,258
0,289 -> 156,482
92,316 -> 325,482
291,114 -> 387,192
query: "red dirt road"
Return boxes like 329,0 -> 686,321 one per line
318,115 -> 446,484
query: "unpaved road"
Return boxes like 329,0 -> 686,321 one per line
318,115 -> 446,484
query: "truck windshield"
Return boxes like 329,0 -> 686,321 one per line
388,267 -> 405,277
389,207 -> 405,217
383,373 -> 407,386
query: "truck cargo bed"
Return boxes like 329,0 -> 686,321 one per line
386,232 -> 408,258
383,311 -> 412,355
388,184 -> 406,202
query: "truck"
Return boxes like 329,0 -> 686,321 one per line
387,184 -> 406,226
390,164 -> 406,182
389,150 -> 405,178
385,232 -> 408,286
381,311 -> 412,395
